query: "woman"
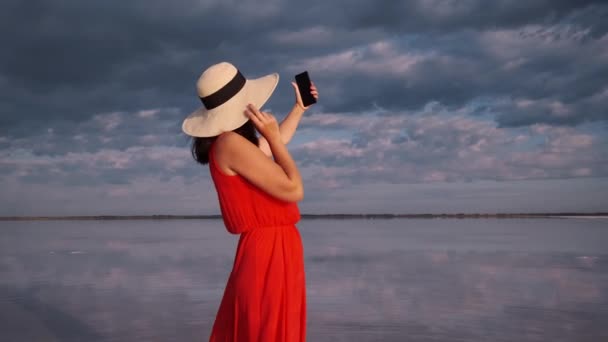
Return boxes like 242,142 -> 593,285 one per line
182,62 -> 318,341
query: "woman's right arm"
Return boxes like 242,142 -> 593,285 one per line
257,82 -> 318,157
214,106 -> 303,202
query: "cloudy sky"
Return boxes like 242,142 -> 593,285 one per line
1,0 -> 607,216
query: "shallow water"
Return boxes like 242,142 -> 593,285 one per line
1,218 -> 607,341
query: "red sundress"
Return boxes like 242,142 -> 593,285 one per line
208,139 -> 306,342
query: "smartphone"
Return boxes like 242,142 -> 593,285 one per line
295,71 -> 317,107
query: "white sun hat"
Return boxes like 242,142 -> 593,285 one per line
182,62 -> 279,137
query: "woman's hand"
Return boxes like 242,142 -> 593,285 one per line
292,81 -> 319,111
245,104 -> 281,142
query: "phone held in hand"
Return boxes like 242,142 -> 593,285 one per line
295,71 -> 317,107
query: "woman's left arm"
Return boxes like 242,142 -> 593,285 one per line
258,82 -> 318,157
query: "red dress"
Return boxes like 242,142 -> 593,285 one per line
208,139 -> 306,342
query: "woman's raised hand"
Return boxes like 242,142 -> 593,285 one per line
245,104 -> 281,142
292,81 -> 319,110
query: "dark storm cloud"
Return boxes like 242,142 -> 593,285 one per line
0,0 -> 290,133
295,25 -> 608,126
2,0 -> 607,137
339,0 -> 607,34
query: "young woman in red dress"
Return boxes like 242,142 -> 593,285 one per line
182,62 -> 318,341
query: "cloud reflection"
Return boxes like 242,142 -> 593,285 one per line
1,219 -> 607,341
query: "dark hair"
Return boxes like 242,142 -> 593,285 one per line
190,119 -> 259,165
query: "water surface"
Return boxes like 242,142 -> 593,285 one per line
1,218 -> 607,341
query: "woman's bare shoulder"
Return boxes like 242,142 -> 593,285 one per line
213,132 -> 246,175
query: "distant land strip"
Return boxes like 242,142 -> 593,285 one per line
1,213 -> 607,221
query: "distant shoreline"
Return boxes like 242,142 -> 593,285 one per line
1,213 -> 607,221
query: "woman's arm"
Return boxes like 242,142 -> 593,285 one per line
258,82 -> 318,157
216,105 -> 303,202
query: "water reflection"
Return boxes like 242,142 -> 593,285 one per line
0,219 -> 607,341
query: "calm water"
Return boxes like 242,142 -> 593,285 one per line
1,218 -> 607,341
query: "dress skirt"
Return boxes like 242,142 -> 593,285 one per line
209,224 -> 306,342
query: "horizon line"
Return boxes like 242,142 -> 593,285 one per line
1,212 -> 607,221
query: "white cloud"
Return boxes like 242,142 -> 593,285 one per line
271,26 -> 335,46
136,109 -> 160,119
289,39 -> 429,76
293,106 -> 607,187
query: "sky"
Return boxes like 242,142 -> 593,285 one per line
1,0 -> 607,216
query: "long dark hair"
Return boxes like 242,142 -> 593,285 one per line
190,119 -> 259,165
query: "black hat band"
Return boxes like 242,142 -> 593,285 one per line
200,70 -> 246,110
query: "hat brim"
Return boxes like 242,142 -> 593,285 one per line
182,73 -> 279,137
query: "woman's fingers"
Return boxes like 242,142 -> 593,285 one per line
310,83 -> 319,99
247,104 -> 263,121
245,109 -> 261,128
247,103 -> 260,115
245,104 -> 280,141
253,104 -> 274,121
246,106 -> 262,122
246,104 -> 273,125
